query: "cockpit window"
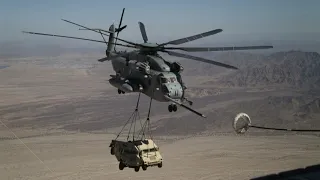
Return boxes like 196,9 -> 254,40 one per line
161,77 -> 169,83
170,77 -> 176,83
160,77 -> 177,83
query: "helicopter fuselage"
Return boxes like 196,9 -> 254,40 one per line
108,51 -> 184,103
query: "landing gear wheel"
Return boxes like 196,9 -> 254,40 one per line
189,101 -> 193,106
119,162 -> 125,170
110,147 -> 114,155
158,162 -> 163,168
134,166 -> 140,172
142,165 -> 147,171
118,89 -> 121,94
122,91 -> 125,94
172,104 -> 177,112
168,104 -> 173,112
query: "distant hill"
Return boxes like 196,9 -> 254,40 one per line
150,93 -> 320,135
199,51 -> 320,89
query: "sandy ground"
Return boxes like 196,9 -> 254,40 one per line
0,133 -> 319,180
0,63 -> 114,106
1,60 -> 320,180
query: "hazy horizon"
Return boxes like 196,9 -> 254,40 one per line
1,0 -> 320,55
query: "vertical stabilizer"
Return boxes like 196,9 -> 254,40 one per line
106,24 -> 115,56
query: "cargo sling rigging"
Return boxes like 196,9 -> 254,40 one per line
114,92 -> 153,141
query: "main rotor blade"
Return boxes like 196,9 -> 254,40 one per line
79,28 -> 115,34
98,30 -> 108,45
165,45 -> 273,52
138,22 -> 148,43
22,31 -> 137,48
163,50 -> 238,70
158,29 -> 222,46
61,19 -> 140,47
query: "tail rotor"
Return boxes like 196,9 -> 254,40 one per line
114,8 -> 127,51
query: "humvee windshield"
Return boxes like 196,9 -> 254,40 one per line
142,147 -> 158,153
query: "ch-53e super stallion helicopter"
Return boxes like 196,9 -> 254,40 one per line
23,8 -> 273,118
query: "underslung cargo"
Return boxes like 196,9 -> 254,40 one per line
109,91 -> 163,172
109,138 -> 163,172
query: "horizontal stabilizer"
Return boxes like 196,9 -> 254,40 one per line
98,57 -> 109,62
98,52 -> 130,62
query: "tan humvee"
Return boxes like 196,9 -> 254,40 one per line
109,138 -> 163,172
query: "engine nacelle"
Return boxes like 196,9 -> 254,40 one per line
136,62 -> 150,74
170,62 -> 184,73
128,60 -> 150,74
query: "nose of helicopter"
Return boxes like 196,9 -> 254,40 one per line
162,83 -> 183,99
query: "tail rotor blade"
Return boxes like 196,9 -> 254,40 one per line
118,8 -> 125,32
115,8 -> 125,49
116,25 -> 127,33
138,22 -> 148,43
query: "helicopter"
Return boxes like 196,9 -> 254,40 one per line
22,8 -> 273,118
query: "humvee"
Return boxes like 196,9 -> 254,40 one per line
109,139 -> 163,172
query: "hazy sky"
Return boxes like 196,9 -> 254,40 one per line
1,0 -> 320,47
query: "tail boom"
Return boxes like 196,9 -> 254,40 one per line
106,24 -> 116,56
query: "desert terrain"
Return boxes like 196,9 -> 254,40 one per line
1,50 -> 320,179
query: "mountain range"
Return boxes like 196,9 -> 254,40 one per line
181,51 -> 320,89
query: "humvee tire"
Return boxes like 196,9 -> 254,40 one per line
142,165 -> 147,171
110,147 -> 115,155
134,166 -> 140,172
119,162 -> 125,170
158,162 -> 162,168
